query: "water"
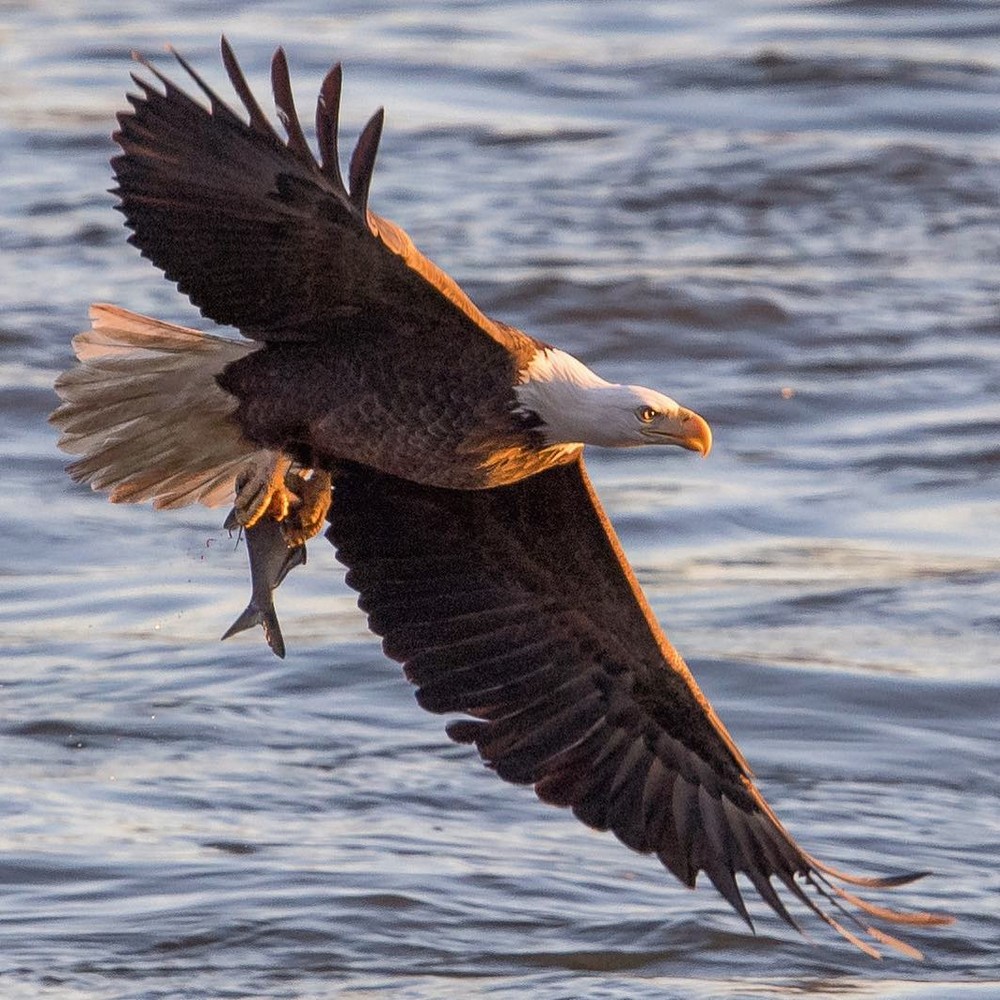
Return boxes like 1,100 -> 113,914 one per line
2,1 -> 998,996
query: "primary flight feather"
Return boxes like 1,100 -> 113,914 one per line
51,39 -> 951,957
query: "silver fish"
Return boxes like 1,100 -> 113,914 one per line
221,508 -> 306,658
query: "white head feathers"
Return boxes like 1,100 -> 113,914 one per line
514,348 -> 712,455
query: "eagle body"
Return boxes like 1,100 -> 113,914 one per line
50,40 -> 950,957
216,327 -> 580,490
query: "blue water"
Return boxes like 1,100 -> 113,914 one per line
1,1 -> 998,997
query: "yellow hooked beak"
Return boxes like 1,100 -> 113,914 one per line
677,409 -> 712,457
644,407 -> 713,457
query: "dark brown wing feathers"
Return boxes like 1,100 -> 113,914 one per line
269,47 -> 313,164
315,63 -> 345,188
349,108 -> 385,214
328,458 -> 951,956
113,39 -> 533,361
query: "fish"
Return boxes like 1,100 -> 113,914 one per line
221,506 -> 306,659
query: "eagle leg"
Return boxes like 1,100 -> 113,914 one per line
282,468 -> 333,546
233,451 -> 295,527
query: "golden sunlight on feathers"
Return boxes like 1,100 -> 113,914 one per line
52,304 -> 261,509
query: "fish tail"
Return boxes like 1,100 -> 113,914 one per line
221,603 -> 286,659
51,303 -> 268,510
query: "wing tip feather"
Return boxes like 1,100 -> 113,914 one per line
122,38 -> 377,211
348,106 -> 384,214
270,45 -> 316,165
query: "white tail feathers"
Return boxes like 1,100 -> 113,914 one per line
51,304 -> 267,509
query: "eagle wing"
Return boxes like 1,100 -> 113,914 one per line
112,39 -> 533,361
327,457 -> 950,957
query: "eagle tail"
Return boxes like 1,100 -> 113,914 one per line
51,304 -> 263,510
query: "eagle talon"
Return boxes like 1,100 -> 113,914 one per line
234,452 -> 294,528
281,469 -> 332,545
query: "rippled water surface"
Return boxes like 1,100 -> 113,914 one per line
2,1 -> 998,997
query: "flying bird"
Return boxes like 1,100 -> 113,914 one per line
51,40 -> 951,957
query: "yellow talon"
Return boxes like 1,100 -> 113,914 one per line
232,454 -> 331,544
234,452 -> 294,528
281,469 -> 333,545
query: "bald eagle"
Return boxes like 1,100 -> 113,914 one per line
51,40 -> 950,956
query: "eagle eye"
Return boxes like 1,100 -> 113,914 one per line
636,406 -> 657,423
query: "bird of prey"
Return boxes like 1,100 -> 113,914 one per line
51,40 -> 950,957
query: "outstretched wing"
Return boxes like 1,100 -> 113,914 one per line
327,458 -> 951,957
112,39 -> 532,360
